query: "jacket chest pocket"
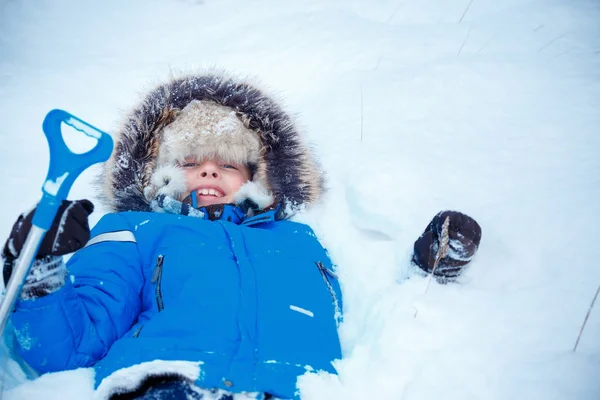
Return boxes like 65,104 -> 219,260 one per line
316,261 -> 342,326
151,255 -> 165,312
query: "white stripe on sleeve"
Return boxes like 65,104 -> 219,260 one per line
84,230 -> 137,248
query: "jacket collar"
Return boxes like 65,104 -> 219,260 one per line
151,194 -> 282,226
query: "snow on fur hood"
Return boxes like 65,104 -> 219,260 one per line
98,72 -> 325,214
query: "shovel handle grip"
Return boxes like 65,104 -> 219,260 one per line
33,110 -> 113,230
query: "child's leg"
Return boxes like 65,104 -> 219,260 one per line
109,374 -> 271,400
109,375 -> 209,400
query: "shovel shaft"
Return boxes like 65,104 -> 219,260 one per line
0,109 -> 112,339
0,227 -> 46,336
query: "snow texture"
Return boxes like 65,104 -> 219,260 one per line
147,164 -> 189,200
20,256 -> 66,300
51,202 -> 77,252
42,172 -> 68,196
233,181 -> 275,210
1,0 -> 600,399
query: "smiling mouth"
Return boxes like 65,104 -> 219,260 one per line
195,188 -> 224,198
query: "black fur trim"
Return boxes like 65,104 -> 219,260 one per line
100,73 -> 324,214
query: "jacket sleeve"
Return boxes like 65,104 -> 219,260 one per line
10,213 -> 144,374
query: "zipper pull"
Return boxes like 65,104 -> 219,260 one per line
151,255 -> 164,283
317,261 -> 338,279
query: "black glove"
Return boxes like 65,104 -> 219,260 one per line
2,199 -> 94,263
412,210 -> 482,282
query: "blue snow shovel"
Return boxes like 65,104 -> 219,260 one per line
0,110 -> 113,337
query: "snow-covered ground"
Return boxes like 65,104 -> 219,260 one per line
1,0 -> 599,398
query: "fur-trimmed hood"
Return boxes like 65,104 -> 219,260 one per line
99,72 -> 324,214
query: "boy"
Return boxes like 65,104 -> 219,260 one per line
2,73 -> 481,399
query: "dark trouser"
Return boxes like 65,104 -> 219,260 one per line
109,376 -> 275,400
109,376 -> 234,400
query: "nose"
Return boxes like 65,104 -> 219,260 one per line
198,161 -> 220,179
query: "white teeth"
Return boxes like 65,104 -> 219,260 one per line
197,188 -> 222,197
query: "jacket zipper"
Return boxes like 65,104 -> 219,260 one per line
151,255 -> 165,312
316,261 -> 341,325
132,324 -> 144,338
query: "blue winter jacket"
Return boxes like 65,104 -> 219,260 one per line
11,205 -> 342,399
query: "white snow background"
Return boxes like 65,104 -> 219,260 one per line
1,0 -> 599,399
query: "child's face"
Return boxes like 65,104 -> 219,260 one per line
180,157 -> 251,206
